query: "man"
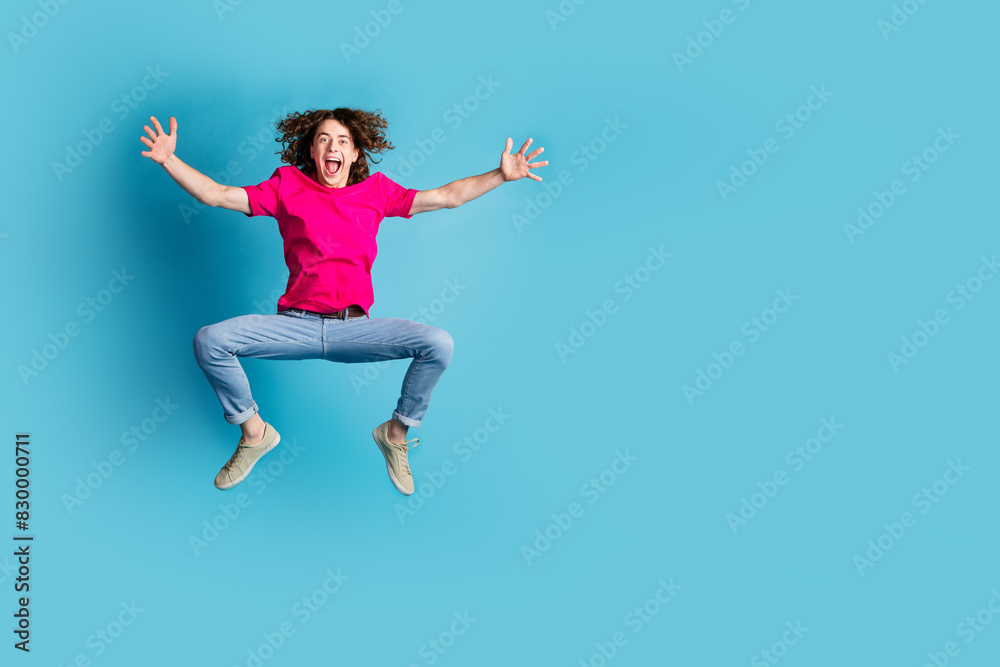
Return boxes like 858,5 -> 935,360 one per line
139,108 -> 546,495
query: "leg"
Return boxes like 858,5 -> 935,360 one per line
391,320 -> 454,431
387,417 -> 410,446
193,311 -> 324,489
321,316 -> 454,434
279,313 -> 452,496
192,311 -> 325,427
240,413 -> 267,445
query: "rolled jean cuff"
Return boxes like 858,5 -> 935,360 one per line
393,410 -> 420,428
226,401 -> 259,425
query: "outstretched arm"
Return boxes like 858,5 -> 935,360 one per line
408,137 -> 548,215
140,115 -> 250,214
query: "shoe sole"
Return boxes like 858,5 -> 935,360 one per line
372,426 -> 413,496
215,431 -> 281,490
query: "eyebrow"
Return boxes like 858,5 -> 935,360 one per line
317,132 -> 350,139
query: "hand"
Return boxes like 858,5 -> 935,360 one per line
501,137 -> 548,182
140,115 -> 177,165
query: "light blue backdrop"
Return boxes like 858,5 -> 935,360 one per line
1,0 -> 998,665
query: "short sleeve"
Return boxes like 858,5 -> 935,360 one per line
378,172 -> 419,219
242,167 -> 282,217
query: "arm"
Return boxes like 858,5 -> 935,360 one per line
140,116 -> 250,214
408,137 -> 548,215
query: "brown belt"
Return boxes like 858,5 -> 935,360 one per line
287,305 -> 367,320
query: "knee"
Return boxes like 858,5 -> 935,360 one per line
430,328 -> 454,367
192,325 -> 222,364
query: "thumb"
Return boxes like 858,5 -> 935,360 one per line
169,116 -> 178,135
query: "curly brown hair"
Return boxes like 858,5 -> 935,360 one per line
275,108 -> 395,186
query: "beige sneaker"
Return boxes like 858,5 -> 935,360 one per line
215,422 -> 281,490
372,421 -> 419,495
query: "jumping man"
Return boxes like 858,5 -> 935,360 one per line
139,108 -> 547,495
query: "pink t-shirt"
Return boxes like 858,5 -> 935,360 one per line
242,166 -> 419,316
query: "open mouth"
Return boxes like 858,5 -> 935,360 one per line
324,156 -> 342,177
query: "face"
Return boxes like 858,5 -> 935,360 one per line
308,118 -> 360,188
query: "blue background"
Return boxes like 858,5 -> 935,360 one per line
1,0 -> 998,664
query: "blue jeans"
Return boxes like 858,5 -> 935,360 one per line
192,309 -> 454,427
